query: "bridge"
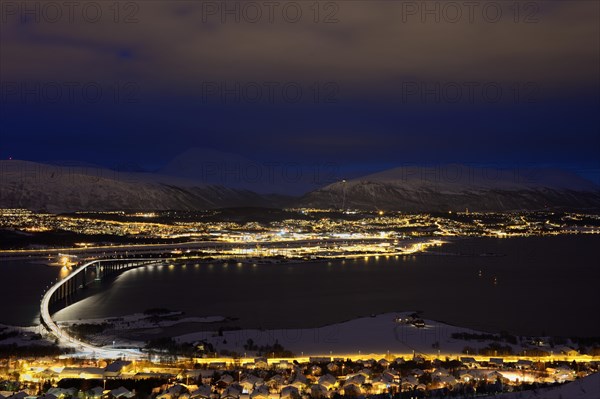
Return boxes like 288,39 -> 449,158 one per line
40,258 -> 162,359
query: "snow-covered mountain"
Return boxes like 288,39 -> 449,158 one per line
0,160 -> 283,212
298,165 -> 600,211
2,161 -> 599,212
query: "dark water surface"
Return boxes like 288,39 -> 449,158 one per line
2,236 -> 599,337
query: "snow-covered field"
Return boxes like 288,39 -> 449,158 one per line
491,372 -> 600,399
53,312 -> 226,348
58,312 -> 225,330
174,312 -> 528,356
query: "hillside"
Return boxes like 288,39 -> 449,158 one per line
0,161 -> 281,212
298,165 -> 600,211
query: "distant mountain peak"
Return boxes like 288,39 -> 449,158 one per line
299,165 -> 600,212
0,160 -> 285,212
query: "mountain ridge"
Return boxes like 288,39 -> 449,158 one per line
0,160 -> 286,213
1,160 -> 599,212
298,165 -> 600,212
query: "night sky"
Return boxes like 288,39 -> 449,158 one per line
1,1 -> 599,188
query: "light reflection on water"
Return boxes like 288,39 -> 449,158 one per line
49,237 -> 600,336
3,236 -> 599,336
59,266 -> 70,280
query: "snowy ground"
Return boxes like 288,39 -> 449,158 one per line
0,324 -> 52,346
4,312 -> 593,363
54,312 -> 226,348
57,312 -> 225,329
174,312 -> 533,357
490,372 -> 600,399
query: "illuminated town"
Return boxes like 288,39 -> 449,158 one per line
1,207 -> 599,398
2,0 -> 599,397
2,208 -> 599,249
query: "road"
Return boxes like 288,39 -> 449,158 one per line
40,258 -> 161,359
1,237 -> 401,259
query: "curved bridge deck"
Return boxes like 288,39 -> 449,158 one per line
40,258 -> 162,358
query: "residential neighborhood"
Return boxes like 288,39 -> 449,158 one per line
2,354 -> 598,399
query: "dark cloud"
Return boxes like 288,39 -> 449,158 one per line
0,1 -> 598,185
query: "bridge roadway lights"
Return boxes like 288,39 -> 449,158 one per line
53,259 -> 154,304
41,258 -> 159,356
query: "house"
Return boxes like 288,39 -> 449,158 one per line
412,319 -> 426,328
460,357 -> 479,368
551,366 -> 577,383
109,387 -> 135,399
249,386 -> 268,399
279,386 -> 299,399
401,380 -> 416,391
275,361 -> 291,370
156,391 -> 174,399
431,368 -> 449,378
489,358 -> 504,367
460,373 -> 474,383
436,375 -> 457,387
160,384 -> 188,399
290,373 -> 307,390
317,374 -> 336,389
370,380 -> 389,394
559,347 -> 580,357
344,373 -> 366,385
189,386 -> 212,399
289,380 -> 306,391
104,361 -> 133,378
266,375 -> 284,391
240,376 -> 263,393
325,363 -> 338,373
59,367 -> 104,379
515,360 -> 533,370
341,382 -> 361,396
486,371 -> 503,381
217,375 -> 235,389
410,369 -> 424,377
254,359 -> 269,370
381,371 -> 398,384
47,388 -> 77,399
309,384 -> 329,399
85,387 -> 104,399
220,386 -> 241,399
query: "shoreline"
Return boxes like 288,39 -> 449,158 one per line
22,311 -> 600,361
2,236 -> 599,336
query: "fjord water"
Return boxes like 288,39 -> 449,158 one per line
3,236 -> 599,337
